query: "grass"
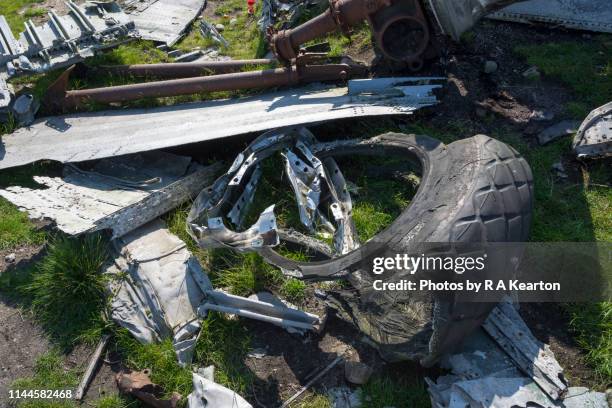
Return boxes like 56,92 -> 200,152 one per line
10,351 -> 134,408
115,331 -> 193,399
567,303 -> 612,380
0,234 -> 111,349
295,393 -> 333,408
0,0 -> 44,35
281,278 -> 307,303
514,36 -> 612,118
176,0 -> 266,60
0,198 -> 45,250
10,350 -> 80,408
510,42 -> 612,383
114,311 -> 254,404
361,376 -> 430,408
22,7 -> 45,19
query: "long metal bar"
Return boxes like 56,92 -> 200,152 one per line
46,61 -> 367,110
100,59 -> 276,78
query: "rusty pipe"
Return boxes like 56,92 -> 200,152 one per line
46,61 -> 368,110
99,59 -> 276,79
272,0 -> 391,61
271,0 -> 432,68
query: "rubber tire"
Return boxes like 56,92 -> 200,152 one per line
260,132 -> 534,363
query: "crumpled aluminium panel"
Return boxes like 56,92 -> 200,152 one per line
188,369 -> 252,408
109,220 -> 209,365
0,151 -> 221,238
0,78 -> 442,171
0,2 -> 135,79
427,300 -> 606,408
187,128 -> 359,257
122,0 -> 207,46
488,0 -> 612,33
573,101 -> 612,159
109,219 -> 320,366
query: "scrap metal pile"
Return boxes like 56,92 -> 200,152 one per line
0,0 -> 610,406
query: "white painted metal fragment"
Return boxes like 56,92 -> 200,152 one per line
489,0 -> 612,33
0,78 -> 442,170
0,151 -> 221,237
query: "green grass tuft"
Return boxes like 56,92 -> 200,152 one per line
115,329 -> 193,399
567,302 -> 612,383
295,393 -> 333,408
19,234 -> 110,348
281,278 -> 307,303
0,198 -> 45,250
23,6 -> 45,18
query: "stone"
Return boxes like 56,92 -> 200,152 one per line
344,361 -> 373,385
215,23 -> 225,32
484,60 -> 498,74
530,110 -> 554,122
537,120 -> 581,145
4,253 -> 16,263
523,66 -> 541,79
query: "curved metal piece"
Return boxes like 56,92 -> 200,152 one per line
187,127 -> 358,257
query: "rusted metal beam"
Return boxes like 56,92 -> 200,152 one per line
45,59 -> 368,110
99,59 -> 276,78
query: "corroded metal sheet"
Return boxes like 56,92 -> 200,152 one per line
573,102 -> 612,159
110,219 -> 320,366
427,300 -> 606,408
0,152 -> 220,237
124,0 -> 207,45
0,78 -> 441,170
0,2 -> 134,77
489,0 -> 612,33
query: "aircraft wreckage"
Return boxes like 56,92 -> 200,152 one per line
0,0 -> 610,406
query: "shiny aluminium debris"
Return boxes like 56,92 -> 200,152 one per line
0,77 -> 442,170
427,301 -> 606,408
109,219 -> 319,366
11,93 -> 39,127
187,128 -> 359,256
200,20 -> 229,48
481,301 -> 567,400
0,2 -> 135,79
488,0 -> 612,34
188,369 -> 253,408
122,0 -> 207,46
573,101 -> 612,159
0,152 -> 221,238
